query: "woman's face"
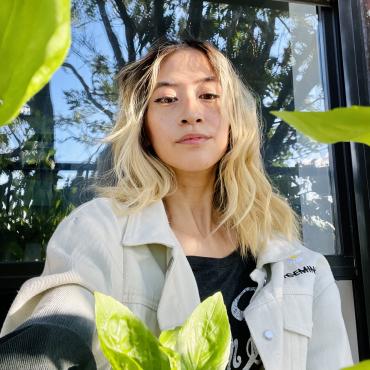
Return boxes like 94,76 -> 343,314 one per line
145,48 -> 230,174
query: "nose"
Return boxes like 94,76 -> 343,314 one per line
181,117 -> 203,124
179,96 -> 203,125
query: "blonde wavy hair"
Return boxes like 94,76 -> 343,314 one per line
97,39 -> 300,258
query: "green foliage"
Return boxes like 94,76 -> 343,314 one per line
0,169 -> 78,261
271,106 -> 370,146
0,0 -> 71,125
95,292 -> 176,369
95,291 -> 231,370
159,292 -> 231,370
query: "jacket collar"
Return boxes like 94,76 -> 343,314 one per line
121,199 -> 178,250
255,235 -> 302,269
121,199 -> 302,268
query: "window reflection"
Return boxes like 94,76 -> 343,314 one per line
0,0 -> 336,260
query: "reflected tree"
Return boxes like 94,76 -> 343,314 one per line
0,0 -> 333,261
0,84 -> 75,261
61,0 -> 321,214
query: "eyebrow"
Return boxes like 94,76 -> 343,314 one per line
153,76 -> 217,91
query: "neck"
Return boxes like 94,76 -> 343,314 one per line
164,168 -> 218,238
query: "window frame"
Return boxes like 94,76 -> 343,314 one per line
318,0 -> 370,358
1,0 -> 369,357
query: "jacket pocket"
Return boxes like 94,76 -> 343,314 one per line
282,294 -> 313,370
283,294 -> 313,338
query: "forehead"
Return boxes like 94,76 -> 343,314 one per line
156,48 -> 216,80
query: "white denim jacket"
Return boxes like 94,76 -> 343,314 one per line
1,197 -> 353,370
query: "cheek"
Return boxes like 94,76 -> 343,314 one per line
212,115 -> 230,148
146,110 -> 162,144
145,111 -> 174,153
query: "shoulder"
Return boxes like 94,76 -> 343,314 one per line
50,197 -> 130,246
282,240 -> 336,298
64,197 -> 128,226
293,243 -> 333,276
67,197 -> 127,220
291,242 -> 330,267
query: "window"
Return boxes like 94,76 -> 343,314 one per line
0,0 -> 337,260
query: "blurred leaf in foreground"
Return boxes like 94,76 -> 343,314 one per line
342,360 -> 370,370
271,106 -> 370,146
0,0 -> 71,125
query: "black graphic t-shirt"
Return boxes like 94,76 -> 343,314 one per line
186,250 -> 263,370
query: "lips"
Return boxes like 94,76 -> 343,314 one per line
177,134 -> 211,143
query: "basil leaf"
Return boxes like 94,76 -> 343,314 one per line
342,360 -> 370,370
0,0 -> 71,125
270,106 -> 370,146
95,292 -> 172,370
160,292 -> 231,370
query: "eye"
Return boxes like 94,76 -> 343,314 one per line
154,96 -> 178,104
200,93 -> 220,100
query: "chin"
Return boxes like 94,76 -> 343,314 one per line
170,161 -> 219,174
158,153 -> 225,174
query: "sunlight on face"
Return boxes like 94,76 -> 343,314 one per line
145,48 -> 230,176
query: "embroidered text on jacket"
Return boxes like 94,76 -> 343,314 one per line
284,265 -> 316,278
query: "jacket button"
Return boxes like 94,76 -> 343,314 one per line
263,330 -> 274,340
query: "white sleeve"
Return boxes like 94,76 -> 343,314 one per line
0,200 -> 124,369
0,285 -> 105,369
307,263 -> 354,370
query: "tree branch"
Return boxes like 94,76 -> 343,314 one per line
113,0 -> 137,62
153,0 -> 165,39
62,63 -> 114,121
96,0 -> 126,70
264,99 -> 295,165
6,125 -> 22,147
187,0 -> 203,38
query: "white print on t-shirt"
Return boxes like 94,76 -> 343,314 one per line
243,337 -> 261,369
227,337 -> 242,369
226,286 -> 261,369
227,337 -> 261,370
231,287 -> 256,321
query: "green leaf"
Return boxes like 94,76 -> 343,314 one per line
270,106 -> 370,146
160,347 -> 183,370
159,326 -> 181,351
342,360 -> 370,370
0,0 -> 71,125
94,292 -> 173,370
159,292 -> 231,370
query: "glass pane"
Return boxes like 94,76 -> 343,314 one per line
361,0 -> 370,94
0,0 -> 337,261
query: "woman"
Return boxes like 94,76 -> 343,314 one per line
0,39 -> 353,370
